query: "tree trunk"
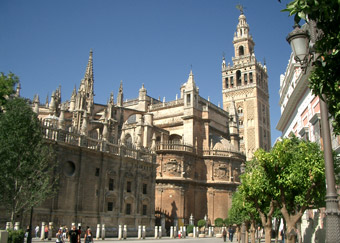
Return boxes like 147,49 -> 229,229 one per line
245,223 -> 249,243
250,221 -> 256,243
286,224 -> 297,243
264,225 -> 272,243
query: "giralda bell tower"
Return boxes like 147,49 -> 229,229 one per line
222,11 -> 271,159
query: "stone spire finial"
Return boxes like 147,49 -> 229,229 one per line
15,82 -> 21,97
49,91 -> 56,116
81,112 -> 88,135
33,94 -> 40,114
58,103 -> 66,129
45,94 -> 49,108
151,133 -> 156,152
117,80 -> 123,107
84,49 -> 94,81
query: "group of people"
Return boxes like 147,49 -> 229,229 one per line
56,226 -> 93,243
30,224 -> 93,243
222,227 -> 235,242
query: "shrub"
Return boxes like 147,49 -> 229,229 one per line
7,229 -> 25,243
197,219 -> 206,228
187,225 -> 194,234
224,218 -> 230,226
215,218 -> 224,227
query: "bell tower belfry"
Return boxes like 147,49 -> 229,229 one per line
222,11 -> 271,159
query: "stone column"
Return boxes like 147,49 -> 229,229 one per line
208,227 -> 212,237
123,225 -> 127,239
170,226 -> 174,238
48,222 -> 53,240
183,226 -> 186,238
40,222 -> 45,240
96,224 -> 101,239
174,226 -> 177,238
154,226 -> 158,239
137,226 -> 142,239
142,226 -> 146,239
180,226 -> 183,238
14,222 -> 20,231
158,226 -> 162,239
193,226 -> 196,238
101,224 -> 105,240
118,225 -> 122,240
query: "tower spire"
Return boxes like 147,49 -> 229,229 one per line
84,49 -> 94,81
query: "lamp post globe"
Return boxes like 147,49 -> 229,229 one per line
286,24 -> 310,68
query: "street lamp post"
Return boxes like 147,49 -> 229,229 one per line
287,22 -> 340,243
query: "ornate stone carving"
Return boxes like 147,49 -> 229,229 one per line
163,159 -> 181,176
214,164 -> 229,180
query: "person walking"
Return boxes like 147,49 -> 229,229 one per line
222,228 -> 227,242
228,227 -> 235,242
35,225 -> 40,238
56,228 -> 64,243
69,226 -> 79,243
44,225 -> 49,239
84,228 -> 93,243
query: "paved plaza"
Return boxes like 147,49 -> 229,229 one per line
31,237 -> 273,243
31,237 -> 239,243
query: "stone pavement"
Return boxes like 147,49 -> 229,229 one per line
30,237 -> 276,243
31,237 -> 241,243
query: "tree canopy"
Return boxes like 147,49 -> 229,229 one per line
0,72 -> 19,109
240,137 -> 326,243
280,0 -> 340,134
0,97 -> 58,223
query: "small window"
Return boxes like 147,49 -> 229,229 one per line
244,74 -> 248,84
143,184 -> 147,194
126,203 -> 131,215
186,94 -> 191,105
95,168 -> 100,176
230,77 -> 234,87
225,78 -> 229,88
142,205 -> 147,216
108,202 -> 113,211
127,181 -> 131,192
109,178 -> 114,191
249,73 -> 253,83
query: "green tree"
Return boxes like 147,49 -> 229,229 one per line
0,72 -> 19,109
279,0 -> 340,134
264,138 -> 325,243
228,190 -> 260,243
242,137 -> 326,243
0,97 -> 58,224
239,157 -> 277,243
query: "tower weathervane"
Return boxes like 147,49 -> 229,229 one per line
236,4 -> 244,14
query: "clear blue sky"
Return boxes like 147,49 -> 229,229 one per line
0,0 -> 294,145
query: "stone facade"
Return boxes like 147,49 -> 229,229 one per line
222,13 -> 271,159
1,45 -> 245,231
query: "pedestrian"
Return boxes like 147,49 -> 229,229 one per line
281,229 -> 285,243
228,227 -> 234,242
78,226 -> 82,243
44,225 -> 49,239
25,226 -> 30,238
84,228 -> 93,243
35,225 -> 40,238
69,226 -> 79,243
62,226 -> 67,241
222,228 -> 227,242
56,228 -> 64,243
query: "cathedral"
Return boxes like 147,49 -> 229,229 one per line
2,11 -> 270,235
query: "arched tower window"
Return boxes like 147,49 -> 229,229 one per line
225,77 -> 229,88
236,70 -> 242,86
238,46 -> 244,56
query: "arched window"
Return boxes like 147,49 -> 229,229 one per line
236,70 -> 242,86
238,46 -> 244,56
169,134 -> 182,144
